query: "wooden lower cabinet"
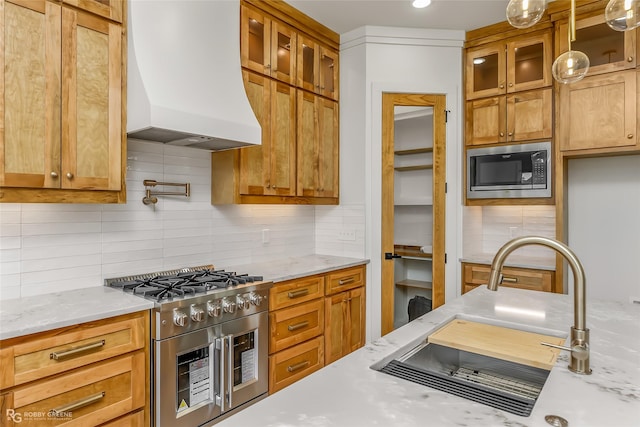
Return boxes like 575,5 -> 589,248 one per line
462,262 -> 556,294
324,286 -> 365,365
0,311 -> 149,426
268,264 -> 366,393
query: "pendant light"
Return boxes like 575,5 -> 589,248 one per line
551,0 -> 590,84
605,0 -> 640,31
506,0 -> 547,28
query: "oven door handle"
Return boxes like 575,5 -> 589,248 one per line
226,335 -> 234,409
215,337 -> 225,412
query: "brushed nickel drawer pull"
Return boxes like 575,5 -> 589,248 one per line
287,289 -> 309,299
287,321 -> 309,332
501,276 -> 518,284
287,360 -> 310,373
50,340 -> 105,360
338,277 -> 355,285
50,391 -> 105,416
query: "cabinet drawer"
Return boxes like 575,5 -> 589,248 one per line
269,299 -> 324,354
0,312 -> 147,389
269,336 -> 324,394
463,263 -> 553,293
325,266 -> 365,295
98,410 -> 145,427
4,352 -> 145,426
270,276 -> 324,311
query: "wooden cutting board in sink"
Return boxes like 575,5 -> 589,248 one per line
427,319 -> 566,370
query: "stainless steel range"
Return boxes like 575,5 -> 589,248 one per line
105,265 -> 272,427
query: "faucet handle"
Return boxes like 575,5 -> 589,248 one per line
541,341 -> 590,362
540,341 -> 571,352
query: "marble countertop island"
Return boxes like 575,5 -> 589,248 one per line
218,287 -> 640,427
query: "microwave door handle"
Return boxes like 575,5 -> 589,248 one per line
215,337 -> 225,412
226,335 -> 234,409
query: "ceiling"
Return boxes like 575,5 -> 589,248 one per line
285,0 -> 510,35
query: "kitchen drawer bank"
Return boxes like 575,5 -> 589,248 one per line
0,311 -> 150,426
267,263 -> 367,393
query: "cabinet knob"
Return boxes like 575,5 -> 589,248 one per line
266,64 -> 271,68
628,134 -> 634,139
508,82 -> 513,87
66,172 -> 74,179
316,84 -> 320,88
499,132 -> 504,137
508,132 -> 513,137
499,84 -> 504,89
266,184 -> 271,189
272,185 -> 277,189
628,57 -> 634,62
50,172 -> 59,178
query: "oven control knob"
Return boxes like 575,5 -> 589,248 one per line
236,295 -> 250,310
190,304 -> 205,322
207,300 -> 222,317
173,309 -> 188,327
248,292 -> 263,306
222,298 -> 236,314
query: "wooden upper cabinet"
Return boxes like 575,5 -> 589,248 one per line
558,69 -> 637,153
62,7 -> 122,191
557,12 -> 636,77
1,0 -> 61,189
466,30 -> 552,100
297,90 -> 339,198
0,0 -> 123,198
465,88 -> 552,145
241,4 -> 297,85
239,70 -> 295,197
62,0 -> 123,23
297,33 -> 339,100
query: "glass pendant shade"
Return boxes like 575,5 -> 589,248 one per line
552,50 -> 590,84
506,0 -> 547,28
605,0 -> 640,31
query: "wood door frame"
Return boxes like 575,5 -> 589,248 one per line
381,93 -> 446,336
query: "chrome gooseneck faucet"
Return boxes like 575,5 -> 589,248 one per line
487,236 -> 592,375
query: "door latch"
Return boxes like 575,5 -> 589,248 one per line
384,253 -> 401,260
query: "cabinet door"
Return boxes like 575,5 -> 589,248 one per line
297,33 -> 319,93
0,0 -> 61,189
465,41 -> 506,100
324,292 -> 348,365
268,80 -> 296,196
62,0 -> 123,23
319,46 -> 339,100
465,96 -> 507,145
347,287 -> 365,354
506,31 -> 552,93
558,13 -> 636,77
297,92 -> 339,198
62,7 -> 121,190
270,20 -> 297,85
558,70 -> 637,152
506,88 -> 552,142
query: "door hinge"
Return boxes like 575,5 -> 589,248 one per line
445,109 -> 450,122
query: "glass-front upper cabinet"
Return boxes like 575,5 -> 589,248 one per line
297,33 -> 339,100
240,5 -> 296,85
465,30 -> 552,100
557,13 -> 636,76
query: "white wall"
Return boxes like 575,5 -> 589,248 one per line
339,26 -> 466,341
567,155 -> 640,303
0,140 -> 316,300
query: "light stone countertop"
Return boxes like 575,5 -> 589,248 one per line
0,255 -> 368,341
220,254 -> 369,283
0,287 -> 154,341
217,286 -> 640,427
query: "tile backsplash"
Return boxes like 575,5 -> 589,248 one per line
0,140 -> 370,300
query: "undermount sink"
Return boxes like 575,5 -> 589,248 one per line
371,316 -> 567,417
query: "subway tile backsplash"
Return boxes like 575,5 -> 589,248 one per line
0,140 -> 370,300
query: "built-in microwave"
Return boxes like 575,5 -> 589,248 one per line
466,141 -> 551,199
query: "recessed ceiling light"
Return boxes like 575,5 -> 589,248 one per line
473,58 -> 486,65
412,0 -> 432,9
